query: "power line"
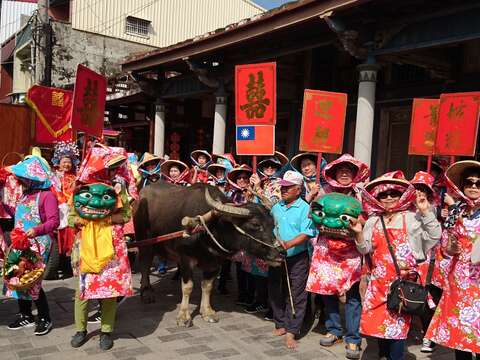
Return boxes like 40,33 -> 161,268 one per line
85,0 -> 160,35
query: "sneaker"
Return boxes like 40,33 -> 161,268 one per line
8,314 -> 35,330
264,309 -> 273,321
244,303 -> 269,314
319,333 -> 343,347
345,343 -> 361,359
87,311 -> 101,324
99,332 -> 114,350
34,318 -> 53,336
420,338 -> 435,353
235,298 -> 252,306
71,331 -> 88,348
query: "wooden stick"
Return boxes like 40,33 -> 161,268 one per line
252,155 -> 257,173
427,155 -> 432,174
315,152 -> 322,184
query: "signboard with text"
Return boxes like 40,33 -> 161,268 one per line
408,98 -> 439,155
299,89 -> 347,154
435,92 -> 480,156
71,64 -> 107,138
235,62 -> 276,125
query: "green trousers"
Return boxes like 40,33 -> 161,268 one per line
74,288 -> 117,333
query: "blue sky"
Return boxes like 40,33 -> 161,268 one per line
253,0 -> 293,10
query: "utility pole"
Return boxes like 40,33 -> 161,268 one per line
37,0 -> 52,86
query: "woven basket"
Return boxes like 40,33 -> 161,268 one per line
3,240 -> 45,292
1,152 -> 23,167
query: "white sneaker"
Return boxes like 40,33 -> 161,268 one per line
420,338 -> 435,353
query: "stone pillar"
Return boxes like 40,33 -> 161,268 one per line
353,63 -> 380,167
212,91 -> 227,155
154,100 -> 166,157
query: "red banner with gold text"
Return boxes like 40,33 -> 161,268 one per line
408,98 -> 439,155
26,85 -> 73,144
299,89 -> 347,154
71,64 -> 106,138
235,62 -> 276,125
435,92 -> 480,156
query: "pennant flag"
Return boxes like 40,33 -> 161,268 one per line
236,125 -> 274,155
26,85 -> 73,144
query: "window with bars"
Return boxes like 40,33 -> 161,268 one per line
125,16 -> 150,37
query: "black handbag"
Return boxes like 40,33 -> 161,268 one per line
380,216 -> 434,316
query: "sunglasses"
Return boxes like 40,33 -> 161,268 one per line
464,179 -> 480,188
378,191 -> 402,200
236,176 -> 249,180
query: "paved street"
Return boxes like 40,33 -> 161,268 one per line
0,268 -> 454,360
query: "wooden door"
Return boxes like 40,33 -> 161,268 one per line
376,105 -> 424,178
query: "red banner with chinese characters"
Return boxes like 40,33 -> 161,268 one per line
435,92 -> 480,156
26,85 -> 73,144
71,64 -> 106,138
299,89 -> 347,154
235,62 -> 276,125
408,98 -> 439,155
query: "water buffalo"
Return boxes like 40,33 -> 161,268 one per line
133,182 -> 284,326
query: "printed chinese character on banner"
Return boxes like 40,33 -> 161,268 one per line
408,98 -> 439,155
71,64 -> 106,137
235,62 -> 276,125
26,85 -> 73,144
435,92 -> 480,156
299,89 -> 347,154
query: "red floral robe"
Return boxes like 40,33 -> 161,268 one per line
72,225 -> 133,300
307,235 -> 361,295
360,215 -> 418,339
426,216 -> 480,353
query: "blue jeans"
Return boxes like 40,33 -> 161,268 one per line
321,282 -> 361,345
378,339 -> 405,360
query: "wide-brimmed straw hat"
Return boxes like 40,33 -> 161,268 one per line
290,152 -> 318,172
227,164 -> 253,185
138,152 -> 163,169
207,163 -> 227,176
446,160 -> 480,189
364,171 -> 411,193
258,151 -> 288,170
161,159 -> 188,176
191,150 -> 212,163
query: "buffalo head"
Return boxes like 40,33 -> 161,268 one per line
204,188 -> 285,266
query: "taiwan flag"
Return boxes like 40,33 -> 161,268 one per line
236,125 -> 275,155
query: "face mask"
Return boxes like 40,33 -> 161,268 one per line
73,183 -> 117,220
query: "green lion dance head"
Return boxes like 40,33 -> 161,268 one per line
310,193 -> 362,238
73,183 -> 117,220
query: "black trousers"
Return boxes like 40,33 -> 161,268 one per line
268,251 -> 309,335
253,275 -> 268,306
18,288 -> 50,321
455,350 -> 479,360
236,262 -> 255,303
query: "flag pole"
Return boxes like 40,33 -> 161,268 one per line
252,155 -> 257,173
315,152 -> 322,184
450,156 -> 456,165
427,155 -> 432,174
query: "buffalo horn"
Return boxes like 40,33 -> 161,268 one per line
205,188 -> 251,218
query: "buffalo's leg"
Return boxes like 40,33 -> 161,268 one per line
138,247 -> 155,303
200,270 -> 219,323
177,263 -> 194,327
